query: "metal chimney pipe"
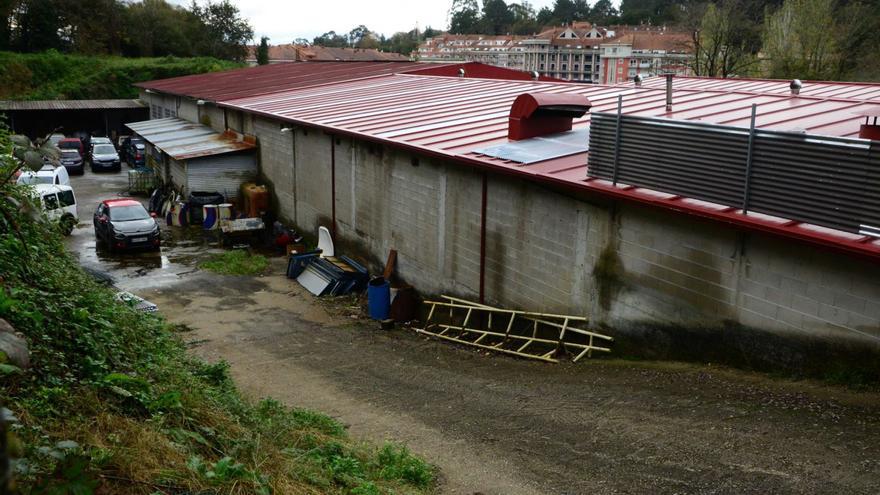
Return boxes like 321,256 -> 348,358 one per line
790,79 -> 802,95
634,73 -> 643,87
665,73 -> 673,112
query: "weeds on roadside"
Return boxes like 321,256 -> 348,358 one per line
198,249 -> 269,276
0,126 -> 434,493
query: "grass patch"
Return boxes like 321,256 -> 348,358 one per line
199,249 -> 269,276
0,125 -> 434,493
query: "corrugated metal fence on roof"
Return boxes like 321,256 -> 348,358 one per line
587,112 -> 880,235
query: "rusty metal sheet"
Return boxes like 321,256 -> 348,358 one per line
125,118 -> 255,161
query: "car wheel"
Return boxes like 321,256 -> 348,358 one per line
59,214 -> 76,236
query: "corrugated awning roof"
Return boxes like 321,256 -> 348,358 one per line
126,118 -> 255,161
0,99 -> 146,111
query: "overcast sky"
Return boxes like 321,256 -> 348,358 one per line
177,0 -> 568,44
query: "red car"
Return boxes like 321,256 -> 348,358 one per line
58,138 -> 84,157
93,199 -> 161,251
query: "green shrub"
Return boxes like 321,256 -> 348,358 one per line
198,249 -> 269,275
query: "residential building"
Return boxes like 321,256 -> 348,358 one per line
417,23 -> 693,83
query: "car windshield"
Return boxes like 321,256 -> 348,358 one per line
93,145 -> 115,154
59,141 -> 78,149
109,204 -> 149,221
20,174 -> 53,185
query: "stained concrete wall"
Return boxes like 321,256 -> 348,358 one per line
205,111 -> 880,375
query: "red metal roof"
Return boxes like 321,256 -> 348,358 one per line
220,73 -> 880,259
135,61 -> 558,102
631,76 -> 880,102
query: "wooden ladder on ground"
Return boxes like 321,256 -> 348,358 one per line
414,296 -> 613,363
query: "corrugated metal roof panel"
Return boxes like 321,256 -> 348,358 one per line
0,99 -> 146,111
126,117 -> 255,161
135,61 -> 558,102
630,76 -> 880,102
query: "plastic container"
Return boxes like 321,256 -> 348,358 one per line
218,203 -> 234,221
202,204 -> 219,230
367,277 -> 391,320
241,183 -> 269,218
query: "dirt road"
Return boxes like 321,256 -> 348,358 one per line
66,169 -> 880,494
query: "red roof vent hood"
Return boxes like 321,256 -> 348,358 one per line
508,93 -> 591,141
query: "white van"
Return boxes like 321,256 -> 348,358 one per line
17,165 -> 70,187
32,184 -> 78,235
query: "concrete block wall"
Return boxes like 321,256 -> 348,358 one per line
246,114 -> 880,375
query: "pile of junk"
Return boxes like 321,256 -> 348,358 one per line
286,227 -> 420,324
147,183 -> 273,245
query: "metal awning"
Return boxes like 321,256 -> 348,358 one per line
125,118 -> 256,161
0,99 -> 146,111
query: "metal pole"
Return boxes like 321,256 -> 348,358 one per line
479,172 -> 488,304
612,95 -> 623,186
742,104 -> 757,214
330,136 -> 337,239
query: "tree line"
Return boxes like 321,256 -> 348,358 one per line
0,0 -> 254,61
445,0 -> 880,81
308,25 -> 443,58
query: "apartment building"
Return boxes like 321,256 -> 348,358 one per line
417,23 -> 692,84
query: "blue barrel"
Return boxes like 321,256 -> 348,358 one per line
367,277 -> 390,320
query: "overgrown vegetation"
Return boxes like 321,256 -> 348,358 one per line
0,51 -> 241,100
0,0 -> 253,61
0,127 -> 433,493
199,250 -> 270,276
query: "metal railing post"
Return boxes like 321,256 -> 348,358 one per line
742,104 -> 757,214
612,95 -> 623,186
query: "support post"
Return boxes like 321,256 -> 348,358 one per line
612,95 -> 623,186
330,135 -> 337,238
742,104 -> 757,214
479,172 -> 488,304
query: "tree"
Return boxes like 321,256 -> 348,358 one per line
256,36 -> 269,64
590,0 -> 619,24
10,0 -> 64,52
449,0 -> 481,33
551,0 -> 577,24
510,1 -> 540,34
190,0 -> 254,62
481,0 -> 513,34
536,6 -> 554,25
313,31 -> 348,47
348,25 -> 378,48
762,0 -> 838,79
691,0 -> 759,78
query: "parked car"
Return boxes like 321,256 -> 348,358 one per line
90,143 -> 121,172
71,131 -> 91,153
120,136 -> 146,167
17,164 -> 71,186
59,149 -> 85,175
31,184 -> 78,235
93,199 -> 161,251
89,136 -> 113,155
58,137 -> 84,157
47,133 -> 66,147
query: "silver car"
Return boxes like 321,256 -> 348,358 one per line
90,143 -> 121,173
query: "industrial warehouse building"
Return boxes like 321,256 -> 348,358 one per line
132,61 -> 880,375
